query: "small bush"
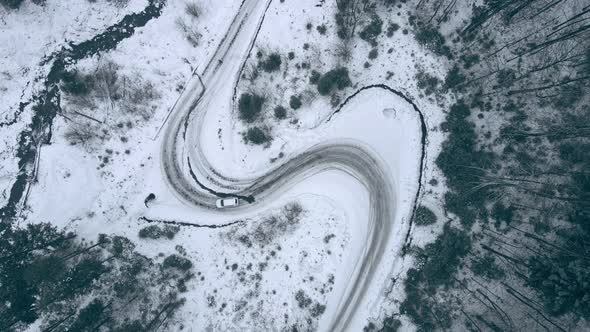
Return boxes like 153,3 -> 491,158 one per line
416,71 -> 441,96
460,53 -> 480,69
496,68 -> 516,87
259,53 -> 282,72
64,123 -> 100,146
238,93 -> 265,123
245,127 -> 271,145
274,105 -> 287,119
185,1 -> 201,18
317,24 -> 327,35
310,70 -> 321,84
387,23 -> 400,37
330,93 -> 341,107
444,65 -> 466,91
289,95 -> 302,110
414,206 -> 437,226
139,225 -> 161,239
175,17 -> 202,46
359,15 -> 383,45
284,202 -> 303,223
368,48 -> 378,60
491,202 -> 515,228
415,24 -> 451,58
383,317 -> 402,331
310,303 -> 326,318
60,70 -> 94,95
317,67 -> 352,96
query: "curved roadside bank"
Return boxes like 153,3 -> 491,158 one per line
330,84 -> 428,249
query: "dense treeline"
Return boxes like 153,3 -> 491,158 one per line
394,0 -> 590,331
0,222 -> 193,331
357,0 -> 590,331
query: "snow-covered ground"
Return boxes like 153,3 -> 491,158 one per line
0,0 -> 148,208
0,0 -> 147,112
26,0 -> 242,224
230,0 -> 447,155
6,0 -> 451,331
18,0 -> 359,330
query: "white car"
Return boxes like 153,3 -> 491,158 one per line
215,197 -> 239,209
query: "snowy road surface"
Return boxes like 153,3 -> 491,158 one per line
160,0 -> 424,330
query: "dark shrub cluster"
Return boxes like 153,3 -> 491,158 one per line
368,48 -> 378,60
414,206 -> 437,226
259,53 -> 282,72
359,15 -> 383,45
444,65 -> 466,91
238,93 -> 265,123
289,95 -> 302,110
386,22 -> 400,37
317,67 -> 352,96
60,70 -> 94,95
244,127 -> 271,145
471,255 -> 505,280
274,105 -> 287,119
185,1 -> 200,18
415,71 -> 441,96
460,53 -> 480,69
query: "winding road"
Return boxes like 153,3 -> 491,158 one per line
160,0 -> 426,330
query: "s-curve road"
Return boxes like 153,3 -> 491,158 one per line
160,0 -> 423,330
